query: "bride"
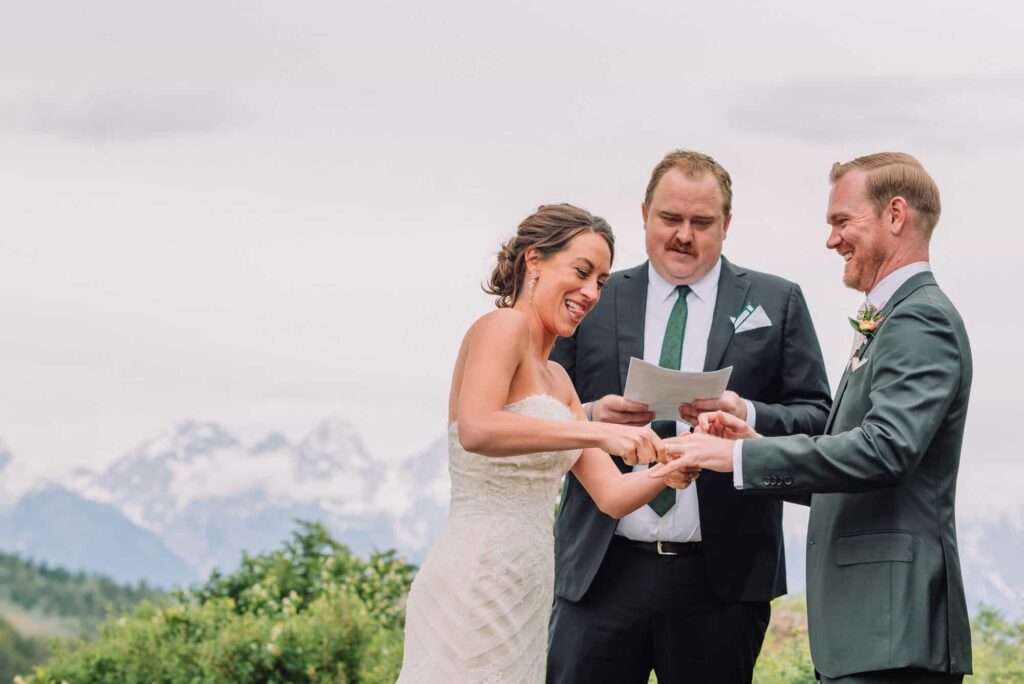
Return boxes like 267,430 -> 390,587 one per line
397,204 -> 695,683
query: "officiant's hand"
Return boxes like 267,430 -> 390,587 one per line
679,390 -> 746,424
595,423 -> 664,466
697,410 -> 759,441
591,394 -> 656,426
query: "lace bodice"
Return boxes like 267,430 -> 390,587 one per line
447,394 -> 582,527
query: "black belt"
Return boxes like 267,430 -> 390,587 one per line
614,536 -> 702,556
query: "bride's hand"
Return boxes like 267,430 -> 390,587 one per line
696,410 -> 759,440
594,423 -> 664,466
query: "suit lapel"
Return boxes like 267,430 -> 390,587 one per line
824,270 -> 937,433
704,258 -> 750,371
616,263 -> 649,391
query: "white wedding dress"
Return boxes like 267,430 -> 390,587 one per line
397,394 -> 582,683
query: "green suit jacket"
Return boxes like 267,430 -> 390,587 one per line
742,271 -> 972,678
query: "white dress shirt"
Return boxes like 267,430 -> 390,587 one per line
616,259 -> 755,542
731,262 -> 932,488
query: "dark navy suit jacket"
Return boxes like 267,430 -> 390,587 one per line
551,258 -> 831,603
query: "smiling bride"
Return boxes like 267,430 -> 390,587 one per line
396,204 -> 696,683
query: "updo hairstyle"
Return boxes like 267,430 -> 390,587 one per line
484,203 -> 614,308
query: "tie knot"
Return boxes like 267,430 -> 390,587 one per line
676,285 -> 691,300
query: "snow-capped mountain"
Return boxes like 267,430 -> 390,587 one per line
68,418 -> 449,579
2,423 -> 1021,618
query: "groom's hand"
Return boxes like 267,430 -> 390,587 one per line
679,390 -> 747,424
648,433 -> 734,476
591,395 -> 656,426
697,410 -> 759,441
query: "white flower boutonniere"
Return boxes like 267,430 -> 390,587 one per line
849,303 -> 884,339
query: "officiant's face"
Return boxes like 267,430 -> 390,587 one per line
643,169 -> 731,286
827,170 -> 890,293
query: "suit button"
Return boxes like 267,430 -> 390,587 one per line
783,476 -> 793,486
762,476 -> 771,486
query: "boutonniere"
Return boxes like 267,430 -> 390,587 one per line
849,303 -> 884,338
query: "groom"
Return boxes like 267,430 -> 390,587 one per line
659,153 -> 973,682
547,150 -> 832,683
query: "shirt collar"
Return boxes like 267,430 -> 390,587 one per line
866,261 -> 931,310
648,258 -> 722,304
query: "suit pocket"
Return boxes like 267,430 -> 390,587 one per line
730,326 -> 774,354
835,530 -> 914,566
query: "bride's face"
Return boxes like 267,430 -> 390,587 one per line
530,232 -> 611,337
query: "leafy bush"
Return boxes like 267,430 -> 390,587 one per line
22,521 -> 414,684
0,615 -> 48,684
969,605 -> 1024,682
650,597 -> 1024,683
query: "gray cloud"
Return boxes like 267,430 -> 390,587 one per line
23,89 -> 235,141
722,74 -> 1024,150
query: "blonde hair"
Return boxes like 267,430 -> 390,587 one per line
644,149 -> 733,215
830,152 -> 941,235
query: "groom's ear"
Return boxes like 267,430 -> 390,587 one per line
722,213 -> 733,238
886,196 -> 910,235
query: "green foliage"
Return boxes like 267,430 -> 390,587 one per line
0,551 -> 163,635
969,605 -> 1024,683
22,521 -> 415,684
0,614 -> 48,684
751,595 -> 816,683
650,596 -> 1024,683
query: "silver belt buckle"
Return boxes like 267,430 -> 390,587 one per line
656,540 -> 677,556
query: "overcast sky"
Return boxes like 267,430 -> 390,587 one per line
2,1 -> 1023,521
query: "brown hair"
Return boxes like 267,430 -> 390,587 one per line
830,152 -> 941,235
485,203 -> 614,308
643,149 -> 733,215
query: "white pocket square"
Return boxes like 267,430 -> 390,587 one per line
850,356 -> 869,372
730,304 -> 772,333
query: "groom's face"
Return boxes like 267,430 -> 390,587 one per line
643,168 -> 731,286
826,171 -> 890,293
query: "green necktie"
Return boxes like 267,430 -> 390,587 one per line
648,285 -> 690,517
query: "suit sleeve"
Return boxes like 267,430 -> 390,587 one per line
742,300 -> 961,494
749,284 -> 831,437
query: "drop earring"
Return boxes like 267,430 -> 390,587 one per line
527,271 -> 539,304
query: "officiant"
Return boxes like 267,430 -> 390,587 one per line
547,149 -> 832,683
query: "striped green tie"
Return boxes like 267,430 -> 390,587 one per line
648,285 -> 690,517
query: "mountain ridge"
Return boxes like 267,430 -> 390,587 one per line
0,422 -> 1020,617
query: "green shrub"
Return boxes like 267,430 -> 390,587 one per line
22,522 -> 414,684
745,597 -> 1024,684
0,615 -> 49,684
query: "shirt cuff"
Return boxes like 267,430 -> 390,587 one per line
732,440 -> 744,490
744,399 -> 756,428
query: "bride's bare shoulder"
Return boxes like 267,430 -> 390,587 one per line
466,308 -> 530,341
